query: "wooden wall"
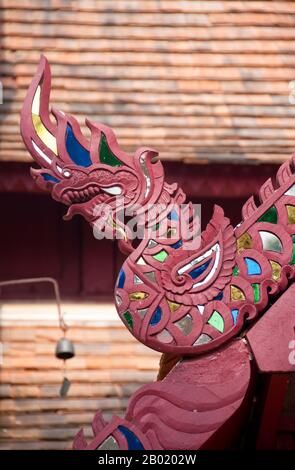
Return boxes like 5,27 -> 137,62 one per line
1,0 -> 295,164
0,309 -> 161,450
1,308 -> 294,450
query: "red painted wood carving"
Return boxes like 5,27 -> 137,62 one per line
20,57 -> 295,450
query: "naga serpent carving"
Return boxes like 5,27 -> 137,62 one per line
20,57 -> 295,450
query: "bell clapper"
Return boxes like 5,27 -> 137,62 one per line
59,359 -> 71,397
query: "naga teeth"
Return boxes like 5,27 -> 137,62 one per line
63,185 -> 102,204
63,194 -> 71,204
89,187 -> 95,196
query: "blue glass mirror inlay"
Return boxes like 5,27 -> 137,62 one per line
168,210 -> 179,221
171,239 -> 183,249
150,306 -> 162,326
66,125 -> 92,167
214,291 -> 223,301
189,259 -> 211,280
118,425 -> 144,450
117,269 -> 126,289
231,309 -> 239,324
244,257 -> 261,275
42,173 -> 60,183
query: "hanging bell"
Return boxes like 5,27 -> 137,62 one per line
55,337 -> 75,360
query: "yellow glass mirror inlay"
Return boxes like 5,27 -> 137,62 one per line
286,205 -> 295,225
167,300 -> 180,313
236,232 -> 252,253
107,216 -> 127,241
32,86 -> 57,155
270,260 -> 281,281
167,227 -> 177,238
230,285 -> 246,301
129,292 -> 149,301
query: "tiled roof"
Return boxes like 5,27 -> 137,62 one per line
2,1 -> 295,164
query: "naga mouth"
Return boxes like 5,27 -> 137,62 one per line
62,184 -> 101,204
61,183 -> 123,222
61,184 -> 123,205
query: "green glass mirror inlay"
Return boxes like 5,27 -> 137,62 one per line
232,265 -> 239,276
207,310 -> 224,333
252,283 -> 260,303
99,133 -> 123,167
123,311 -> 133,329
258,205 -> 278,224
290,234 -> 295,265
153,250 -> 168,262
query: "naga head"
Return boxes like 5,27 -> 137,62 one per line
20,56 -> 164,246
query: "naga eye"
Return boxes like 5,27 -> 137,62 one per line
63,170 -> 71,178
